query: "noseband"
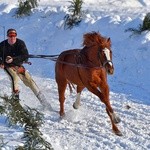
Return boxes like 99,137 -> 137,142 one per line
102,60 -> 113,67
98,47 -> 113,68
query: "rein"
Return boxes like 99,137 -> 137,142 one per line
28,54 -> 59,61
28,54 -> 105,69
57,60 -> 103,69
28,51 -> 113,69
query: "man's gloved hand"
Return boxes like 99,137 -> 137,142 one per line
5,56 -> 13,63
17,66 -> 25,74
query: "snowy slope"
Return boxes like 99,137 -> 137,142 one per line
0,75 -> 150,149
0,0 -> 150,149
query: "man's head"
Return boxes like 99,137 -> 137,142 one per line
7,28 -> 17,45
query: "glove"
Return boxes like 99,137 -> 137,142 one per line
11,66 -> 26,75
5,56 -> 13,63
17,66 -> 25,74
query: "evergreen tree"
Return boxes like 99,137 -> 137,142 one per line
16,0 -> 39,17
64,0 -> 84,29
141,12 -> 150,31
125,12 -> 150,36
0,96 -> 53,149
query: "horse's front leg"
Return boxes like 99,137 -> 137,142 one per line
73,86 -> 84,109
106,107 -> 121,124
88,83 -> 122,136
99,83 -> 122,136
106,107 -> 122,135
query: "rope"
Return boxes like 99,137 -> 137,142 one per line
28,54 -> 59,61
28,54 -> 59,59
28,54 -> 104,69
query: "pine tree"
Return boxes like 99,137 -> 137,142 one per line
16,0 -> 39,17
141,12 -> 150,31
125,12 -> 150,36
0,96 -> 53,149
64,0 -> 84,29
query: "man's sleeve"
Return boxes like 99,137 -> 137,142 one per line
13,40 -> 29,65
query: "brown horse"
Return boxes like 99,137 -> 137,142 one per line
55,32 -> 122,136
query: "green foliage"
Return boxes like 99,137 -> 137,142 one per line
125,12 -> 150,36
0,96 -> 53,150
0,105 -> 5,114
20,124 -> 53,150
0,135 -> 8,148
141,12 -> 150,31
16,0 -> 39,17
0,103 -> 7,148
64,0 -> 84,29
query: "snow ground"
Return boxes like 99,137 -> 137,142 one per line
0,0 -> 150,149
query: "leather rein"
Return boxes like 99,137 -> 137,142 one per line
28,49 -> 113,69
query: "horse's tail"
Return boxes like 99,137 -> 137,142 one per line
67,82 -> 75,93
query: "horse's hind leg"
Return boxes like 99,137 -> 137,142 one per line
73,86 -> 84,109
56,80 -> 67,117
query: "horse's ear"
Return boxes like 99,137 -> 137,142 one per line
107,37 -> 111,44
107,37 -> 110,42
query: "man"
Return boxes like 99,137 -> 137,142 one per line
0,28 -> 52,110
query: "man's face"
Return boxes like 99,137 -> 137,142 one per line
8,34 -> 17,45
7,30 -> 17,45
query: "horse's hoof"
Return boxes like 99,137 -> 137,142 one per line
115,131 -> 123,136
60,114 -> 65,119
73,103 -> 79,109
60,111 -> 65,117
60,115 -> 65,119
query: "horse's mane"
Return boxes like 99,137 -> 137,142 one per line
82,31 -> 110,47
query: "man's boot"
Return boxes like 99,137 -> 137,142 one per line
12,90 -> 20,100
37,91 -> 53,111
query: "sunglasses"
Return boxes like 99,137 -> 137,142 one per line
8,35 -> 17,38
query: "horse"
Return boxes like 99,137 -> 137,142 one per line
55,31 -> 122,136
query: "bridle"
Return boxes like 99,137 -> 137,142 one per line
55,47 -> 113,69
102,60 -> 113,68
27,47 -> 113,69
98,47 -> 113,68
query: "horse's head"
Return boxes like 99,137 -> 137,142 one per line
98,37 -> 114,75
83,32 -> 114,74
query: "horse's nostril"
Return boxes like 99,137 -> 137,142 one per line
110,70 -> 114,74
107,69 -> 114,75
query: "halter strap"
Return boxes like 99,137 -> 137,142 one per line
102,60 -> 113,67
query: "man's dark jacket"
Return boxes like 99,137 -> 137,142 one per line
0,38 -> 29,67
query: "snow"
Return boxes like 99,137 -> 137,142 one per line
0,0 -> 150,149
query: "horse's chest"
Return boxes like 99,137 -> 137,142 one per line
90,69 -> 105,83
